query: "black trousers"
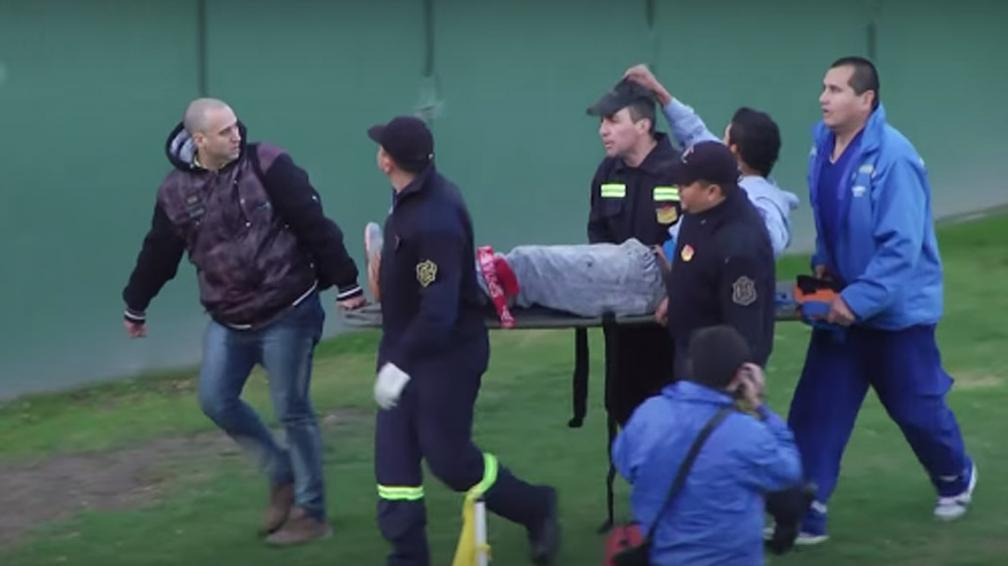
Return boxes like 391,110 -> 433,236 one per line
603,324 -> 677,426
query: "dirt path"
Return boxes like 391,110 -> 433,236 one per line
0,409 -> 367,546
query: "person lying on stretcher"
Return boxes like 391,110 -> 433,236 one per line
365,203 -> 792,325
366,225 -> 667,319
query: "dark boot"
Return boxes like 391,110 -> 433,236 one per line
527,487 -> 560,565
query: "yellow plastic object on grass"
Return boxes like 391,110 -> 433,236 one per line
452,453 -> 498,566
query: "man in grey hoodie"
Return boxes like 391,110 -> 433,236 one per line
624,64 -> 799,258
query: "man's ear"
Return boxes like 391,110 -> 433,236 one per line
863,89 -> 877,111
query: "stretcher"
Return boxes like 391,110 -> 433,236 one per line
341,281 -> 799,329
340,280 -> 801,531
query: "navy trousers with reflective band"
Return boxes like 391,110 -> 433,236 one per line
375,351 -> 547,566
788,324 -> 970,506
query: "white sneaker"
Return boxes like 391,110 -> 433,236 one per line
794,531 -> 829,546
934,463 -> 977,521
764,519 -> 828,546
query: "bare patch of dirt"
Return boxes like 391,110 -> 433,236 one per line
953,371 -> 1004,390
0,408 -> 368,546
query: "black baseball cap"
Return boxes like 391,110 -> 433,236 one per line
586,78 -> 656,117
670,141 -> 740,190
367,116 -> 434,169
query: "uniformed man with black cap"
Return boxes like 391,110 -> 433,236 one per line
660,140 -> 776,378
656,141 -> 814,552
586,79 -> 683,426
366,115 -> 560,566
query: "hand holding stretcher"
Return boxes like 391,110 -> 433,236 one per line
792,275 -> 848,337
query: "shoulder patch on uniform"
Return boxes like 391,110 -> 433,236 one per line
732,275 -> 757,306
416,259 -> 438,288
656,205 -> 679,225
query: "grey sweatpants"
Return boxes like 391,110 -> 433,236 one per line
478,239 -> 665,317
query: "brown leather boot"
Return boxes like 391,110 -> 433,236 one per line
261,483 -> 294,536
264,506 -> 332,546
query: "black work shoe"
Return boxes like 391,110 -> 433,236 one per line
528,486 -> 560,565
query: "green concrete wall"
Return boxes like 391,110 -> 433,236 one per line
1,0 -> 1005,396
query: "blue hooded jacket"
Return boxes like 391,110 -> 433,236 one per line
613,381 -> 802,565
808,104 -> 944,329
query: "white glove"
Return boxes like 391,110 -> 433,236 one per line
375,362 -> 411,409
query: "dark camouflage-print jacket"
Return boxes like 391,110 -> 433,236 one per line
123,122 -> 361,327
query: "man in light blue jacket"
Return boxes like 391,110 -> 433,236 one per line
788,56 -> 975,544
624,65 -> 799,258
613,325 -> 802,565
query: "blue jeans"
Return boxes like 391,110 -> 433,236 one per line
197,292 -> 327,520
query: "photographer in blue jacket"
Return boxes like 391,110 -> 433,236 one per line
613,325 -> 802,565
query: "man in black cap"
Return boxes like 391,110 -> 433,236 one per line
656,142 -> 813,553
366,116 -> 560,566
660,140 -> 776,378
586,79 -> 683,426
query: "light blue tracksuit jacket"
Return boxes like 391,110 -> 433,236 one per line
808,104 -> 944,329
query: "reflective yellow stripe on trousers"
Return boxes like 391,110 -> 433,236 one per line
377,484 -> 425,501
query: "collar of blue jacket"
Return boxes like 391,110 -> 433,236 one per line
661,379 -> 734,405
813,103 -> 888,156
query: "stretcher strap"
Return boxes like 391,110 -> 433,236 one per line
476,246 -> 515,329
568,328 -> 590,428
599,314 -> 618,533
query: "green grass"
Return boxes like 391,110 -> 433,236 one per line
2,214 -> 1007,565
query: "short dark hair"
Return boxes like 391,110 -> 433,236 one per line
687,325 -> 751,389
727,107 -> 781,177
830,56 -> 881,109
625,99 -> 656,133
394,156 -> 430,174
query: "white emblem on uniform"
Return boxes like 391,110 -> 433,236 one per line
852,185 -> 866,197
732,276 -> 757,306
416,259 -> 438,288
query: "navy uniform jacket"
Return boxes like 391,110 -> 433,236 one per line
666,189 -> 775,374
587,133 -> 683,245
377,164 -> 488,375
